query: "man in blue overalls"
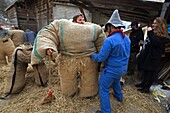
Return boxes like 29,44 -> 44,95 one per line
91,10 -> 131,113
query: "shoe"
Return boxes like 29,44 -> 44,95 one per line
137,88 -> 150,93
135,83 -> 144,88
95,110 -> 102,113
113,94 -> 123,102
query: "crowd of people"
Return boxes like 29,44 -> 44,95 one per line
0,9 -> 170,113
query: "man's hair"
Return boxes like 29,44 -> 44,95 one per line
131,20 -> 139,27
72,13 -> 84,22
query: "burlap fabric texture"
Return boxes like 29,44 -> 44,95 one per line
31,19 -> 106,97
0,37 -> 15,67
10,30 -> 25,47
58,55 -> 99,97
4,44 -> 32,94
33,62 -> 48,86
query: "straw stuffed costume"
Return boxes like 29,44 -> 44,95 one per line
0,27 -> 15,67
31,19 -> 106,97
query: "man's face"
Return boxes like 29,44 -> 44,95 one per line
76,16 -> 85,24
131,25 -> 136,30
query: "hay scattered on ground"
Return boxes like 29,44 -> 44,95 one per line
0,65 -> 166,113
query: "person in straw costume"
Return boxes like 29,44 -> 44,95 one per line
0,22 -> 15,67
10,26 -> 25,47
91,10 -> 130,113
31,14 -> 106,98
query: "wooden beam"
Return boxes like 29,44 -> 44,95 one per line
78,6 -> 87,21
46,0 -> 50,24
84,0 -> 162,10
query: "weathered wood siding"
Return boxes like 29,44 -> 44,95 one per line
53,3 -> 92,22
6,1 -> 37,32
6,5 -> 18,27
36,0 -> 53,31
17,7 -> 37,32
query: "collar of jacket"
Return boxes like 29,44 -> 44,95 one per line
108,29 -> 125,38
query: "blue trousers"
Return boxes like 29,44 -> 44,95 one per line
99,71 -> 123,113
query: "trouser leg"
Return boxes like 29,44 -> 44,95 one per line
99,71 -> 114,113
112,78 -> 123,102
0,42 -> 7,67
59,56 -> 78,97
128,52 -> 137,75
79,57 -> 99,97
4,39 -> 15,63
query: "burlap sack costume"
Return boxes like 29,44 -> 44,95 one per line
3,44 -> 48,96
4,45 -> 32,94
0,36 -> 15,67
31,19 -> 106,97
10,30 -> 25,47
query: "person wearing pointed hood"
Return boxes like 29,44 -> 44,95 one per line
90,9 -> 131,113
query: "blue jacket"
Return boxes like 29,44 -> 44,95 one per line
24,29 -> 36,45
91,31 -> 131,79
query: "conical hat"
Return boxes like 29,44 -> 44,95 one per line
105,9 -> 124,27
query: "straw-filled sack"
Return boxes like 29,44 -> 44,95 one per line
33,62 -> 48,86
31,19 -> 106,97
10,30 -> 24,47
59,56 -> 99,97
0,37 -> 15,67
31,19 -> 106,64
3,44 -> 32,95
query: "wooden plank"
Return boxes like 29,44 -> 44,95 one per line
85,0 -> 162,10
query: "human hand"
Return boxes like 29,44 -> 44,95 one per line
147,27 -> 152,31
46,49 -> 53,56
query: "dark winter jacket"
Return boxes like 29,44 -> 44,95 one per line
138,30 -> 167,71
129,28 -> 144,52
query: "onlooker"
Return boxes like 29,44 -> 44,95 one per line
90,10 -> 131,113
127,20 -> 144,75
136,17 -> 169,93
24,29 -> 36,45
0,22 -> 15,67
72,13 -> 85,24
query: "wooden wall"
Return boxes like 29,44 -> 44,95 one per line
35,0 -> 54,31
6,5 -> 18,27
6,0 -> 37,32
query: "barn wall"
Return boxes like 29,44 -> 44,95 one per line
53,3 -> 92,22
17,7 -> 37,32
6,1 -> 37,32
35,0 -> 53,31
92,11 -> 108,26
6,5 -> 18,27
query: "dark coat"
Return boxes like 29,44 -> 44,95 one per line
129,28 -> 144,53
138,30 -> 166,71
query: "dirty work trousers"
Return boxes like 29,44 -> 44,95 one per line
99,70 -> 123,113
58,56 -> 99,97
128,52 -> 138,75
0,38 -> 15,67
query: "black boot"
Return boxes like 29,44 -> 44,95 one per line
137,87 -> 150,93
95,110 -> 102,113
135,83 -> 144,88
